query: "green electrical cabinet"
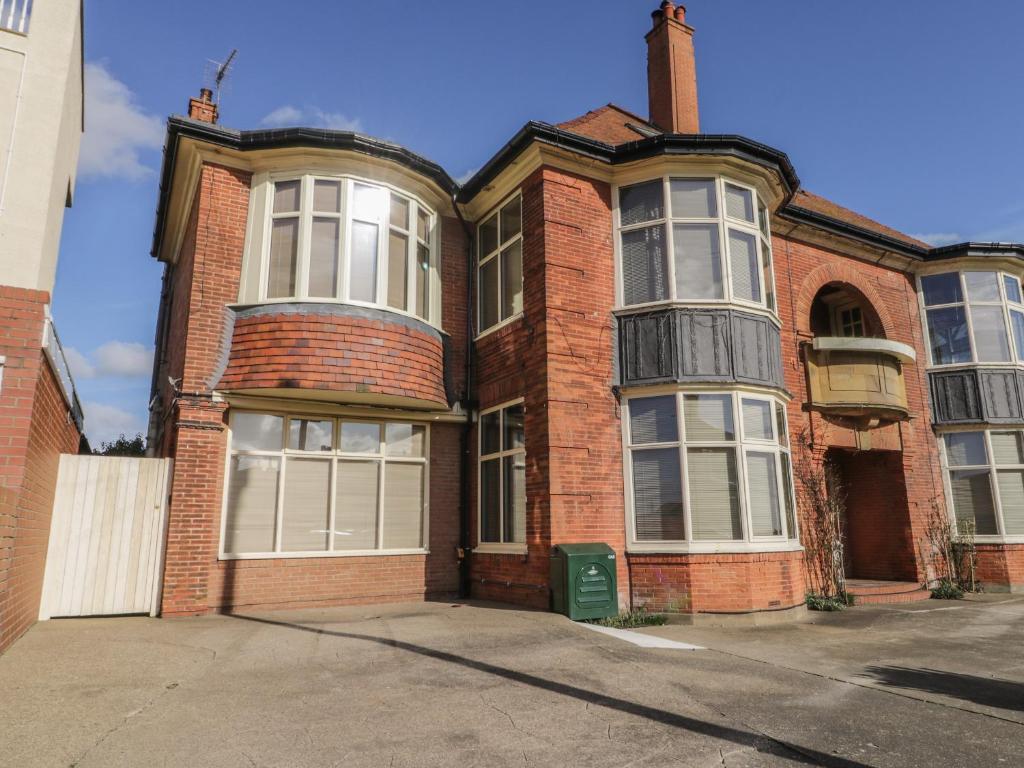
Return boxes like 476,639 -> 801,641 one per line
550,543 -> 618,621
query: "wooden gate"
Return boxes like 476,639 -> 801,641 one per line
39,455 -> 173,619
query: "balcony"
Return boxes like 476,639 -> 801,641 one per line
804,337 -> 914,423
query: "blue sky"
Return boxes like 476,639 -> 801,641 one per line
55,0 -> 1024,445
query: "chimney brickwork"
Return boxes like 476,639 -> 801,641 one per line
188,87 -> 218,124
646,2 -> 699,134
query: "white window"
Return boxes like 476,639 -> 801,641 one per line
921,271 -> 1024,366
616,177 -> 775,312
262,176 -> 435,322
478,400 -> 526,545
477,193 -> 523,334
223,412 -> 428,557
941,430 -> 1024,539
624,391 -> 796,548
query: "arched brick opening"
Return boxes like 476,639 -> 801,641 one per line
795,263 -> 897,338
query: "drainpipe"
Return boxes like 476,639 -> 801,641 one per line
452,192 -> 475,599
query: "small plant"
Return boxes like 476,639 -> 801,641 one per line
930,578 -> 964,600
806,591 -> 855,612
587,609 -> 668,628
920,498 -> 979,594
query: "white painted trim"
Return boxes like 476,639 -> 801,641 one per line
473,543 -> 528,555
477,398 -> 527,547
476,189 -> 524,337
812,336 -> 916,363
219,548 -> 429,561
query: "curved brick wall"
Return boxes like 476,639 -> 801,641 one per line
216,304 -> 448,408
974,544 -> 1024,593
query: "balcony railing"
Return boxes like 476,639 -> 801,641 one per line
42,311 -> 84,431
804,337 -> 915,423
0,0 -> 31,34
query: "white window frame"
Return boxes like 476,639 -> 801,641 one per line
613,176 -> 778,318
476,190 -> 524,339
475,398 -> 527,552
219,411 -> 430,560
258,174 -> 438,326
622,388 -> 800,554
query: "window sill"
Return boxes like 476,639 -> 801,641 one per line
612,301 -> 781,327
219,548 -> 429,561
475,313 -> 524,342
473,543 -> 528,555
626,541 -> 803,555
973,536 -> 1024,546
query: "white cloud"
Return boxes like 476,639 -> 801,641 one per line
66,341 -> 153,380
78,62 -> 164,181
909,232 -> 962,247
260,105 -> 303,127
82,401 -> 147,446
456,167 -> 479,185
260,105 -> 362,132
64,346 -> 96,380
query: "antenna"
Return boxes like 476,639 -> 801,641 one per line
203,49 -> 238,108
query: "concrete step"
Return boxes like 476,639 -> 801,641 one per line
845,579 -> 931,605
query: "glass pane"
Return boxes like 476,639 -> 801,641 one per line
479,257 -> 499,329
741,399 -> 773,441
500,196 -> 522,243
970,305 -> 1010,362
990,432 -> 1024,466
964,271 -> 1000,302
335,460 -> 379,550
273,180 -> 300,213
758,202 -> 769,237
762,243 -> 775,311
387,230 -> 409,310
620,180 -> 664,227
621,224 -> 668,305
349,221 -> 379,303
479,214 -> 498,259
1012,310 -> 1024,361
688,447 -> 742,540
503,454 -> 527,544
1005,275 -> 1022,304
313,179 -> 340,212
383,463 -> 424,549
775,403 -> 789,447
632,447 -> 684,541
926,306 -> 972,364
629,396 -> 678,444
949,469 -> 998,535
684,394 -> 735,441
385,423 -> 425,457
480,458 -> 501,542
921,273 -> 962,306
232,413 -> 283,451
747,451 -> 782,537
416,243 -> 430,320
308,218 -> 339,297
417,209 -> 430,242
224,456 -> 279,554
944,432 -> 987,466
673,223 -> 723,300
501,240 -> 523,319
670,178 -> 717,219
781,453 -> 797,539
724,183 -> 754,223
352,183 -> 383,221
267,218 -> 299,298
288,419 -> 333,451
281,458 -> 330,552
503,404 -> 524,450
340,422 -> 381,454
389,194 -> 410,229
997,470 -> 1024,535
481,410 -> 501,455
728,229 -> 761,303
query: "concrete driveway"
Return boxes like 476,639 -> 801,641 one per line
1,596 -> 1022,768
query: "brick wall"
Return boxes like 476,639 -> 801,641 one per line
975,544 -> 1024,593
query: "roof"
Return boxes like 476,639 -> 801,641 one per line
555,104 -> 662,146
785,190 -> 930,251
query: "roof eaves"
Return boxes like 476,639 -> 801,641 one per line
780,203 -> 929,259
925,242 -> 1024,262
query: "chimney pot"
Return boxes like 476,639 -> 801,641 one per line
674,4 -> 687,23
188,87 -> 219,124
660,1 -> 675,18
199,87 -> 213,103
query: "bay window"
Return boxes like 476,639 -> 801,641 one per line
223,412 -> 428,557
941,430 -> 1024,538
478,193 -> 523,334
479,400 -> 526,545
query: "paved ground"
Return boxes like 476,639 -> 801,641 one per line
1,595 -> 1022,768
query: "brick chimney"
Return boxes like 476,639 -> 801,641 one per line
646,2 -> 699,134
187,87 -> 218,124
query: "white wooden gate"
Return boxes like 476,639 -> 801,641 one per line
39,455 -> 173,619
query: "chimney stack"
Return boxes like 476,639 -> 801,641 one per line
646,2 -> 699,134
188,87 -> 218,124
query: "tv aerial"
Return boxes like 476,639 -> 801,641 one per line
203,49 -> 238,108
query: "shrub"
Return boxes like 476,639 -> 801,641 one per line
587,609 -> 668,628
806,592 -> 854,612
930,578 -> 964,600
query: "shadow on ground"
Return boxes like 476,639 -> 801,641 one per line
863,666 -> 1024,713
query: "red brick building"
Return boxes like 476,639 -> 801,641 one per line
146,4 -> 1023,621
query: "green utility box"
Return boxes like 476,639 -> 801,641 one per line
550,543 -> 618,621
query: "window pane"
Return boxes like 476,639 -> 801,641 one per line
288,419 -> 333,451
620,180 -> 664,226
970,305 -> 1010,362
416,243 -> 430,319
741,399 -> 773,441
350,221 -> 379,303
479,214 -> 498,259
313,179 -> 340,213
335,460 -> 378,550
781,453 -> 797,539
308,218 -> 339,297
387,230 -> 409,310
997,470 -> 1024,535
949,469 -> 998,535
281,458 -> 330,552
273,180 -> 300,213
990,432 -> 1024,465
684,394 -> 734,441
944,432 -> 987,466
747,451 -> 782,537
673,223 -> 723,300
481,410 -> 501,455
758,202 -> 769,237
383,463 -> 424,549
1005,275 -> 1022,304
629,396 -> 678,444
728,229 -> 761,303
340,422 -> 381,454
621,224 -> 668,305
389,194 -> 410,229
352,183 -> 383,221
921,273 -> 962,306
501,240 -> 523,318
632,447 -> 684,540
762,243 -> 775,311
724,183 -> 754,223
232,413 -> 283,451
964,271 -> 1000,302
1011,310 -> 1024,361
503,455 -> 526,544
775,403 -> 789,447
503,404 -> 524,450
688,448 -> 742,540
480,459 -> 500,542
224,456 -> 279,553
417,209 -> 430,242
385,423 -> 425,457
500,196 -> 522,243
479,257 -> 499,329
926,306 -> 971,364
267,218 -> 298,298
670,178 -> 717,219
